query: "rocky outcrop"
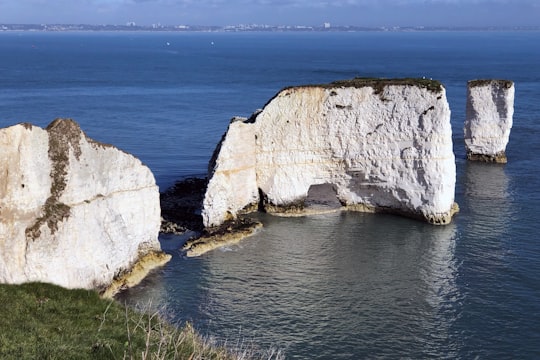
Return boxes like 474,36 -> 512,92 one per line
464,79 -> 515,163
0,119 -> 170,296
202,78 -> 458,228
159,177 -> 263,257
160,177 -> 206,234
182,218 -> 263,258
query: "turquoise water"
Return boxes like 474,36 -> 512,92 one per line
1,31 -> 539,358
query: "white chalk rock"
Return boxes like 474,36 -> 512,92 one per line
0,119 -> 169,294
203,78 -> 458,227
203,117 -> 259,225
464,79 -> 514,163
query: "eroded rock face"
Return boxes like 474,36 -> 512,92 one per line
0,119 -> 169,295
203,78 -> 458,227
464,79 -> 515,163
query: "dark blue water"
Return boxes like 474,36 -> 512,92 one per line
1,31 -> 540,358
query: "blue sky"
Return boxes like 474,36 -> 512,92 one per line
0,0 -> 538,27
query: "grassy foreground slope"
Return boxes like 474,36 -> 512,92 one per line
0,282 -> 278,359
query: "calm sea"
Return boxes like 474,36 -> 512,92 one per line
1,31 -> 539,359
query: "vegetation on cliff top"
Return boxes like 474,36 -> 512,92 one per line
329,77 -> 443,93
0,282 -> 282,359
468,79 -> 514,88
282,77 -> 444,93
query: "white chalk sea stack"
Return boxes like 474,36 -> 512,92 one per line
464,79 -> 515,163
0,119 -> 170,296
202,78 -> 458,228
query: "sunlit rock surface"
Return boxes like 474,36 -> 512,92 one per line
464,79 -> 515,163
203,78 -> 458,228
0,119 -> 170,295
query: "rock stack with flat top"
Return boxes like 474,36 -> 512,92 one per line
202,78 -> 458,229
464,79 -> 515,163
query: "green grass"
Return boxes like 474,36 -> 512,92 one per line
0,282 -> 282,360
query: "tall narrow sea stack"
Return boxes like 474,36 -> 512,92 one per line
0,119 -> 170,296
202,78 -> 458,228
464,79 -> 515,163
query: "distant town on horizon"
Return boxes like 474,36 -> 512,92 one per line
1,23 -> 539,33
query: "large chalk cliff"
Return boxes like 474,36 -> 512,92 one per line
0,119 -> 169,295
202,78 -> 458,227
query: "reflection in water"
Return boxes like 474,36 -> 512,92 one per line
453,162 -> 526,358
120,211 -> 461,358
190,212 -> 460,358
120,163 -> 520,358
463,162 -> 511,240
418,225 -> 460,357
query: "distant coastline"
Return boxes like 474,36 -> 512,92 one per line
1,23 -> 539,33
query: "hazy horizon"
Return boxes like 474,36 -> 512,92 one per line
1,0 -> 539,28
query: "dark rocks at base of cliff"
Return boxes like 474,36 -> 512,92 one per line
466,151 -> 508,164
159,177 -> 262,257
160,177 -> 206,234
